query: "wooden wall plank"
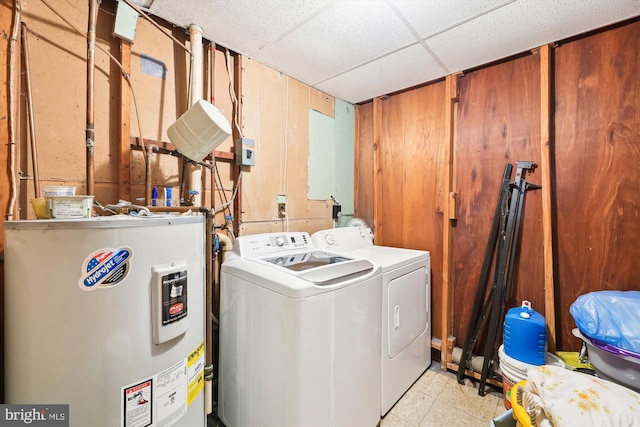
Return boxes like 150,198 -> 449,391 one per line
453,54 -> 544,349
119,40 -> 131,201
554,20 -> 640,350
539,44 -> 557,352
373,97 -> 383,240
376,85 -> 448,352
441,74 -> 459,368
354,102 -> 375,227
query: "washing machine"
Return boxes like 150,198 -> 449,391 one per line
218,232 -> 382,427
311,226 -> 431,416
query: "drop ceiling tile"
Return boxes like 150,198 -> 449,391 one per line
315,43 -> 446,104
251,0 -> 417,84
427,0 -> 640,75
391,0 -> 512,38
147,0 -> 335,55
139,0 -> 640,104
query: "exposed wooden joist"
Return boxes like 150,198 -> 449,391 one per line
441,73 -> 460,369
373,97 -> 383,242
354,105 -> 362,218
130,138 -> 234,162
119,40 -> 131,202
539,44 -> 557,353
232,54 -> 243,236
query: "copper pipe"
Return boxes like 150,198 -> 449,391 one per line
205,212 -> 214,414
85,0 -> 99,196
21,23 -> 40,198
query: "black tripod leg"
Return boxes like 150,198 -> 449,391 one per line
456,164 -> 512,383
478,176 -> 523,395
487,181 -> 527,384
478,163 -> 539,395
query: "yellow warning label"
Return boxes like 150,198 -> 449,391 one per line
187,340 -> 205,406
188,341 -> 205,367
188,370 -> 204,406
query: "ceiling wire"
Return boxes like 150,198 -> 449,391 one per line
224,49 -> 243,138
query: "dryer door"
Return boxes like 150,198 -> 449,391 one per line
387,267 -> 428,357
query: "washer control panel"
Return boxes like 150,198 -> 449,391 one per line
234,232 -> 312,257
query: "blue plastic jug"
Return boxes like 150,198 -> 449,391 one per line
503,301 -> 546,365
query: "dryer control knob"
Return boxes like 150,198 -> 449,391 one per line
275,236 -> 285,246
324,234 -> 335,245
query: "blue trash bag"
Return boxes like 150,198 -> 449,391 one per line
570,290 -> 640,353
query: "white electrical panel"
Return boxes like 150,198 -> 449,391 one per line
235,137 -> 256,166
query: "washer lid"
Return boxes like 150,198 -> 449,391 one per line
261,251 -> 374,285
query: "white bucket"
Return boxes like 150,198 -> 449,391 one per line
167,100 -> 232,162
498,344 -> 565,383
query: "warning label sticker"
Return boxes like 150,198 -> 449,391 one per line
121,359 -> 188,427
123,380 -> 152,427
187,341 -> 205,406
79,247 -> 134,291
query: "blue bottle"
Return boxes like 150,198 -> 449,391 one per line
503,301 -> 546,365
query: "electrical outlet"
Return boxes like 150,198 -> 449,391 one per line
332,204 -> 342,219
277,194 -> 286,218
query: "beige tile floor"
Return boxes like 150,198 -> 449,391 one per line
380,362 -> 508,427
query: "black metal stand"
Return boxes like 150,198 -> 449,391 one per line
456,161 -> 540,395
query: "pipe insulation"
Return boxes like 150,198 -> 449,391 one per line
451,346 -> 488,375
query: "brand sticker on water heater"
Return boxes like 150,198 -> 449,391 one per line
79,247 -> 134,291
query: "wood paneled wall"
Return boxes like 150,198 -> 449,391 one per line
554,21 -> 640,350
355,18 -> 640,358
453,54 -> 544,349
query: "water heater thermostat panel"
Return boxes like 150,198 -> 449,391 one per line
152,260 -> 189,344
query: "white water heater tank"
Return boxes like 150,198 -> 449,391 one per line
4,215 -> 206,427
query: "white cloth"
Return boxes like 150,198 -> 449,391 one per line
521,365 -> 640,427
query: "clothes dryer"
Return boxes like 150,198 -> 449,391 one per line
311,226 -> 431,415
218,232 -> 382,427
